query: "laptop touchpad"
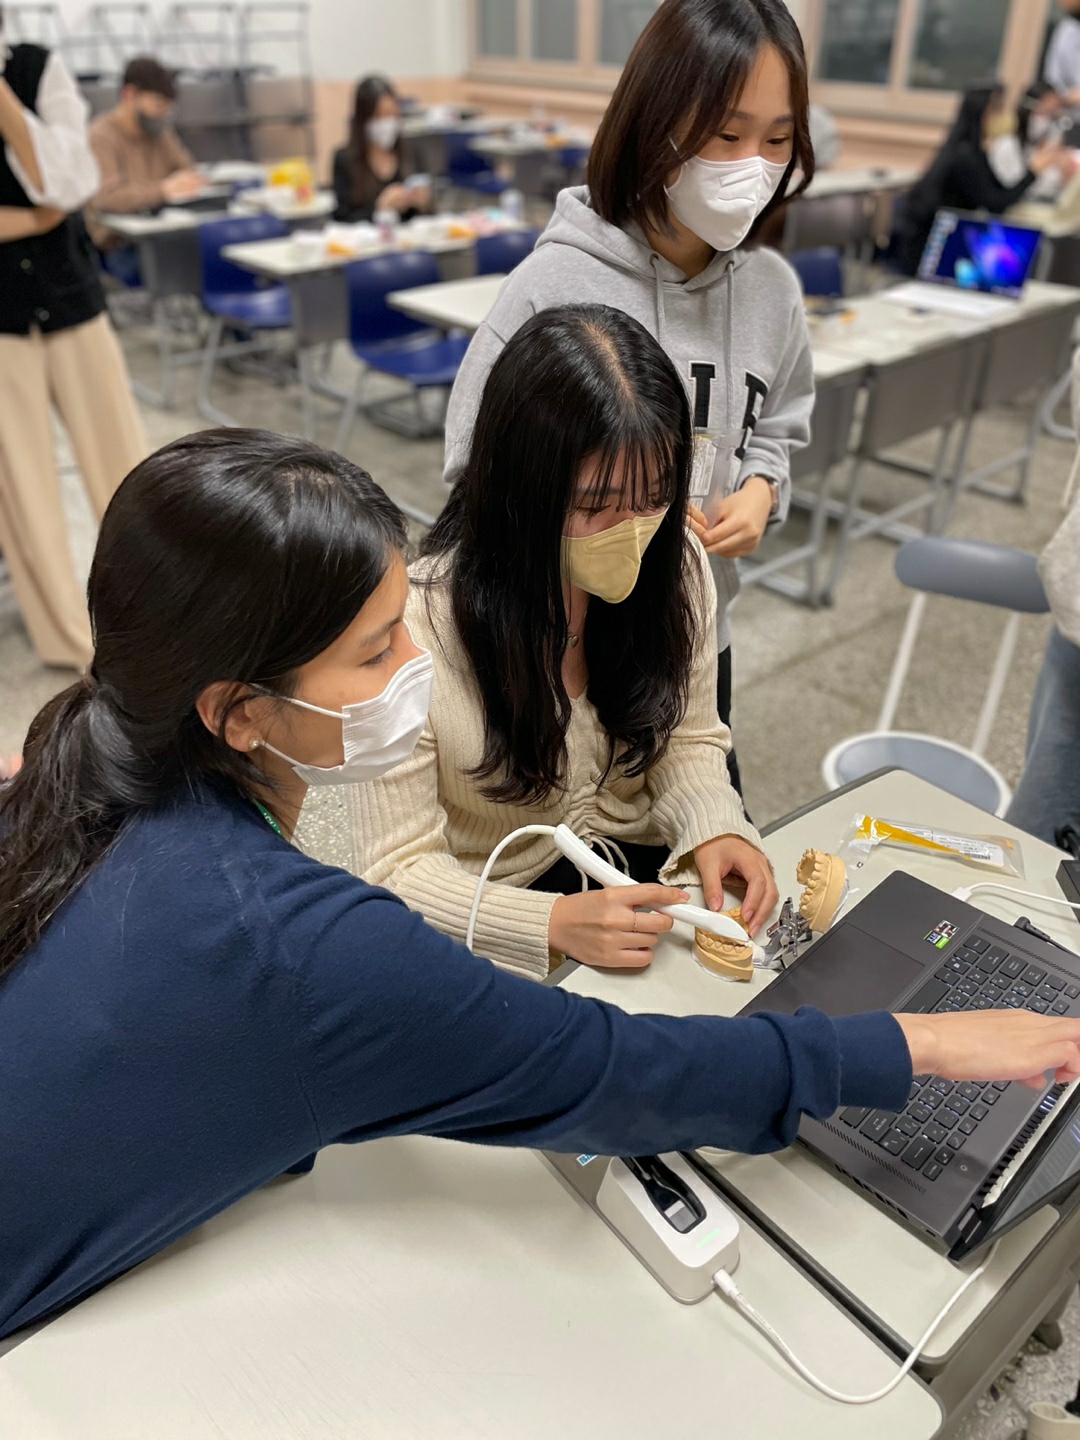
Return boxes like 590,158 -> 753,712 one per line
745,924 -> 924,1018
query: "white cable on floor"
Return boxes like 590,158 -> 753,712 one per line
713,1243 -> 996,1406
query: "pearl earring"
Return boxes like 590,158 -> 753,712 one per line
249,739 -> 261,751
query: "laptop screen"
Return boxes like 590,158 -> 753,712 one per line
918,209 -> 1042,298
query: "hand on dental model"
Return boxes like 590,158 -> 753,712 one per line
548,882 -> 689,970
694,835 -> 778,937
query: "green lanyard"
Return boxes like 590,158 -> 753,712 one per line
254,800 -> 285,838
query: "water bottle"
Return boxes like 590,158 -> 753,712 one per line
500,188 -> 525,224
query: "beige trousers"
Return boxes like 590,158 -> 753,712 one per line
0,312 -> 146,669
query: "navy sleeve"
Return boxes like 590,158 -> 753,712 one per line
260,853 -> 913,1157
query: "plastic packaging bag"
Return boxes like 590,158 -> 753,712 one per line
838,813 -> 1024,881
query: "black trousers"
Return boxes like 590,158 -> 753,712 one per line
717,645 -> 743,799
529,839 -> 671,897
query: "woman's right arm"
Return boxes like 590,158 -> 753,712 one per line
284,868 -> 1080,1159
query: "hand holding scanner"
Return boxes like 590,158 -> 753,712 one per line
551,824 -> 751,945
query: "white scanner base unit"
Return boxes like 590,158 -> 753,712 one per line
596,1152 -> 741,1303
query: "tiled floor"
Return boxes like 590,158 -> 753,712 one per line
1,301 -> 1078,1438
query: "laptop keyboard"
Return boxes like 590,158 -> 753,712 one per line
836,930 -> 1080,1185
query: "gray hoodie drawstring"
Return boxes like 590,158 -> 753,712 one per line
650,252 -> 668,348
725,258 -> 736,432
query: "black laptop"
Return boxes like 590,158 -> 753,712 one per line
737,872 -> 1080,1260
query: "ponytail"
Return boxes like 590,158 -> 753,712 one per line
0,679 -> 129,974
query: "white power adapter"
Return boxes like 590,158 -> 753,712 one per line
596,1152 -> 740,1303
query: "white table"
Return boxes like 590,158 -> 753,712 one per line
469,131 -> 591,196
562,769 -> 1080,1427
0,775 -> 956,1440
802,164 -> 919,201
386,272 -> 507,334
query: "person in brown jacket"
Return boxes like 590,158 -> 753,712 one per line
87,55 -> 204,254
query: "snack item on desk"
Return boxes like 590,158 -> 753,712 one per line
693,908 -> 755,982
796,848 -> 848,933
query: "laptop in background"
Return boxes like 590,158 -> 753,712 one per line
882,209 -> 1043,319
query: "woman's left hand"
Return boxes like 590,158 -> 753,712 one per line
693,835 -> 778,937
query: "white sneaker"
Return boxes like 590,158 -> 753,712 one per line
1027,1403 -> 1080,1439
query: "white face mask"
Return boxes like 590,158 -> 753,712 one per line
256,647 -> 434,786
367,117 -> 401,150
665,151 -> 788,253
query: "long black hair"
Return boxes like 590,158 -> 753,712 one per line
421,304 -> 699,807
0,428 -> 406,976
588,0 -> 813,240
344,73 -> 402,207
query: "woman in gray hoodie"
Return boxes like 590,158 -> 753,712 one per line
444,0 -> 816,798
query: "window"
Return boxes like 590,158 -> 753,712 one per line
817,0 -> 900,85
599,0 -> 657,66
478,0 -> 517,59
533,0 -> 578,62
470,0 -> 659,78
908,0 -> 1011,91
807,0 -> 1052,124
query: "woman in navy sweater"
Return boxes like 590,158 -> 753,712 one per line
1,427 -> 1077,1341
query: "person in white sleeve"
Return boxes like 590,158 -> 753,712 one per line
0,7 -> 146,671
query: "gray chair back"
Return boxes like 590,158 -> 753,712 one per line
895,536 -> 1049,613
858,333 -> 986,456
785,193 -> 874,253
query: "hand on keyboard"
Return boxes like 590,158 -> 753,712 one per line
895,1011 -> 1080,1090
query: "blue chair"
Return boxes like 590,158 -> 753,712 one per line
474,228 -> 541,276
445,129 -> 504,198
195,214 -> 293,426
788,246 -> 844,299
334,250 -> 470,445
99,244 -> 143,288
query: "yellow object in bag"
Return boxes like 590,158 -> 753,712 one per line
840,813 -> 1024,879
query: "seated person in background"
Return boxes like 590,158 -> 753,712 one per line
896,85 -> 1065,275
988,81 -> 1071,193
1045,0 -> 1080,107
351,303 -> 777,980
87,55 -> 204,252
332,73 -> 431,224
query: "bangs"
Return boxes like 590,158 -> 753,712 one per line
575,424 -> 686,516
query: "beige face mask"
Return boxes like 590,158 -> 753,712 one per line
560,511 -> 667,605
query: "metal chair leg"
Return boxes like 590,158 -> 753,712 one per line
196,315 -> 240,428
333,365 -> 366,455
822,456 -> 865,603
1040,364 -> 1075,442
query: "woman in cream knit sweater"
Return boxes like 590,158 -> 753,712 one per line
351,304 -> 777,979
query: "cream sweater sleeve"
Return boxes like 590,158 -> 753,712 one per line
650,536 -> 765,886
348,717 -> 558,983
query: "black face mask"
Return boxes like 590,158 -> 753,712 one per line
137,111 -> 167,138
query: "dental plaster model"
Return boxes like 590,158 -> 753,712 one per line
693,908 -> 755,982
797,849 -> 848,933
